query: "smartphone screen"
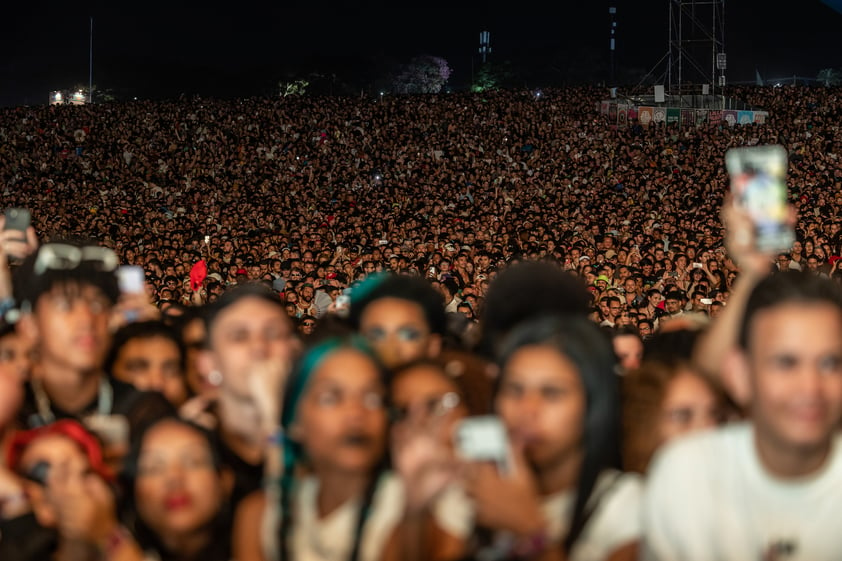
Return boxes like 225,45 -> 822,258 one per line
117,265 -> 145,294
3,208 -> 30,233
454,416 -> 511,475
725,145 -> 794,253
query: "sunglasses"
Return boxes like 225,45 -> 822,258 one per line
33,244 -> 118,276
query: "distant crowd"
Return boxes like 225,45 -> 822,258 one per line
0,84 -> 841,561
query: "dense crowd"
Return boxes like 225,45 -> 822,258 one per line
0,83 -> 841,561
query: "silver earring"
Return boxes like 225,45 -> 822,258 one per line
208,370 -> 223,386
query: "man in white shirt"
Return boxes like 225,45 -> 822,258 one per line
643,271 -> 842,561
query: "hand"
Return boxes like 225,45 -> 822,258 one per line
0,219 -> 38,263
247,359 -> 293,436
461,444 -> 546,537
0,465 -> 29,519
391,404 -> 458,514
721,195 -> 793,278
46,461 -> 117,546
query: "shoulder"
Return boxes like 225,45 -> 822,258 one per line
576,470 -> 644,557
648,423 -> 747,482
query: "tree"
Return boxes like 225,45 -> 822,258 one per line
817,68 -> 842,86
279,79 -> 310,97
392,55 -> 451,94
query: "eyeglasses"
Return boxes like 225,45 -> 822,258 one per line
33,244 -> 119,276
390,392 -> 461,423
302,321 -> 316,327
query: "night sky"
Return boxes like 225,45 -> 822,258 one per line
2,0 -> 841,106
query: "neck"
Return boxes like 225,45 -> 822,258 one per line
158,528 -> 212,561
534,448 -> 584,496
316,468 -> 371,518
38,361 -> 102,414
754,428 -> 832,479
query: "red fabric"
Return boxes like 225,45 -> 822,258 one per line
190,260 -> 208,291
6,419 -> 113,482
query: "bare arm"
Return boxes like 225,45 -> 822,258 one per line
233,490 -> 268,561
691,200 -> 778,405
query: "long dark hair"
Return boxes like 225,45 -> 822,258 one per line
496,315 -> 622,554
120,415 -> 231,561
277,335 -> 389,561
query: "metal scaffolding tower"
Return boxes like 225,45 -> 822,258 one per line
667,0 -> 726,96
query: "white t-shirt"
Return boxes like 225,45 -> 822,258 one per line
262,473 -> 404,561
643,422 -> 842,561
431,470 -> 642,561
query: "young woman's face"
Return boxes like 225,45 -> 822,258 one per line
390,364 -> 467,450
658,371 -> 720,444
496,345 -> 585,470
294,349 -> 387,475
135,421 -> 227,539
359,298 -> 440,370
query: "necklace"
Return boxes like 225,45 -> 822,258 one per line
30,376 -> 113,426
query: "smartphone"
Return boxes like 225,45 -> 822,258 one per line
726,145 -> 794,253
117,265 -> 145,294
454,416 -> 511,475
700,298 -> 714,306
692,262 -> 704,269
3,208 -> 31,232
25,460 -> 51,485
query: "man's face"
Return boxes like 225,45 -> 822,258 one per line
607,300 -> 622,319
112,335 -> 187,407
28,283 -> 113,375
664,297 -> 682,314
744,303 -> 842,455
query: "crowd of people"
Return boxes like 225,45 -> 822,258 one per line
0,83 -> 840,561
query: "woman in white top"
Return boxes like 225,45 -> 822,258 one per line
459,315 -> 642,561
233,336 -> 401,561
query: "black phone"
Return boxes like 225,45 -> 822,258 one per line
25,460 -> 51,485
4,208 -> 31,233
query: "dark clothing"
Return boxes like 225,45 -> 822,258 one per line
218,436 -> 264,510
17,376 -> 175,441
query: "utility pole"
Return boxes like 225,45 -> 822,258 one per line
89,17 -> 94,103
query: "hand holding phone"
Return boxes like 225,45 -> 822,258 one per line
726,145 -> 794,253
454,416 -> 511,475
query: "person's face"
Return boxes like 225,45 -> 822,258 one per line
390,364 -> 467,451
664,298 -> 681,314
18,433 -> 93,529
359,298 -> 441,370
181,318 -> 206,396
623,279 -> 636,294
658,371 -> 720,444
807,258 -> 819,271
638,322 -> 653,338
613,334 -> 643,372
203,297 -> 299,399
608,300 -> 622,318
299,318 -> 316,335
742,303 -> 842,456
299,286 -> 314,302
24,283 -> 113,376
0,331 -> 32,384
134,421 -> 227,541
496,345 -> 585,469
112,336 -> 188,407
292,349 -> 387,475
